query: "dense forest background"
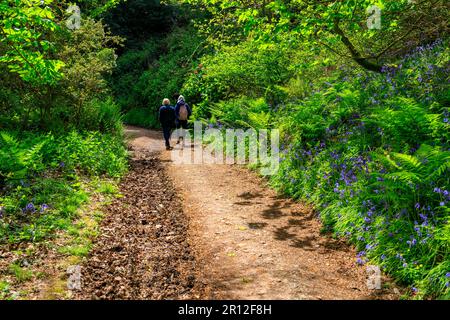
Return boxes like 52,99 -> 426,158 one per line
0,0 -> 449,299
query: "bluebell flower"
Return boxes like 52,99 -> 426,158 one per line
407,238 -> 417,247
40,204 -> 50,213
445,272 -> 450,278
23,203 -> 36,214
415,203 -> 421,210
356,258 -> 365,265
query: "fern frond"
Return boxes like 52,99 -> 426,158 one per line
391,152 -> 423,171
384,171 -> 422,184
0,131 -> 18,147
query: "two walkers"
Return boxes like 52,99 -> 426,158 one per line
158,95 -> 191,150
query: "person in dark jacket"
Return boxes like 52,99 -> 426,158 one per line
174,95 -> 192,145
159,98 -> 176,150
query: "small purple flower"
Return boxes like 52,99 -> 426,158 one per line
415,203 -> 421,210
23,203 -> 36,214
40,204 -> 50,213
59,162 -> 65,168
356,258 -> 365,265
411,287 -> 418,294
445,272 -> 450,278
407,238 -> 417,247
381,254 -> 386,260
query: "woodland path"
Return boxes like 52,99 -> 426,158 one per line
78,125 -> 399,300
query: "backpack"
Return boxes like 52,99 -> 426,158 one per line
178,102 -> 188,121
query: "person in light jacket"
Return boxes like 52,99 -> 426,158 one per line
174,95 -> 192,145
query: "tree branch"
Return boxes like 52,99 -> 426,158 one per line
333,19 -> 383,73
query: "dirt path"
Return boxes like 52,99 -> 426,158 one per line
76,144 -> 205,299
125,126 -> 399,300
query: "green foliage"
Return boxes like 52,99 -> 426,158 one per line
183,0 -> 449,72
0,0 -> 64,84
123,108 -> 159,129
0,280 -> 12,300
183,40 -> 294,105
78,0 -> 124,18
0,130 -> 128,244
199,97 -> 271,129
114,27 -> 203,127
0,7 -> 122,132
268,41 -> 449,299
8,263 -> 33,283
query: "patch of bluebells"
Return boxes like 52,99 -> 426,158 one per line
433,187 -> 450,206
275,40 -> 449,297
356,251 -> 368,265
21,203 -> 49,215
22,203 -> 36,214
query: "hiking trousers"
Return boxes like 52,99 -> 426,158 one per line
162,125 -> 172,147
